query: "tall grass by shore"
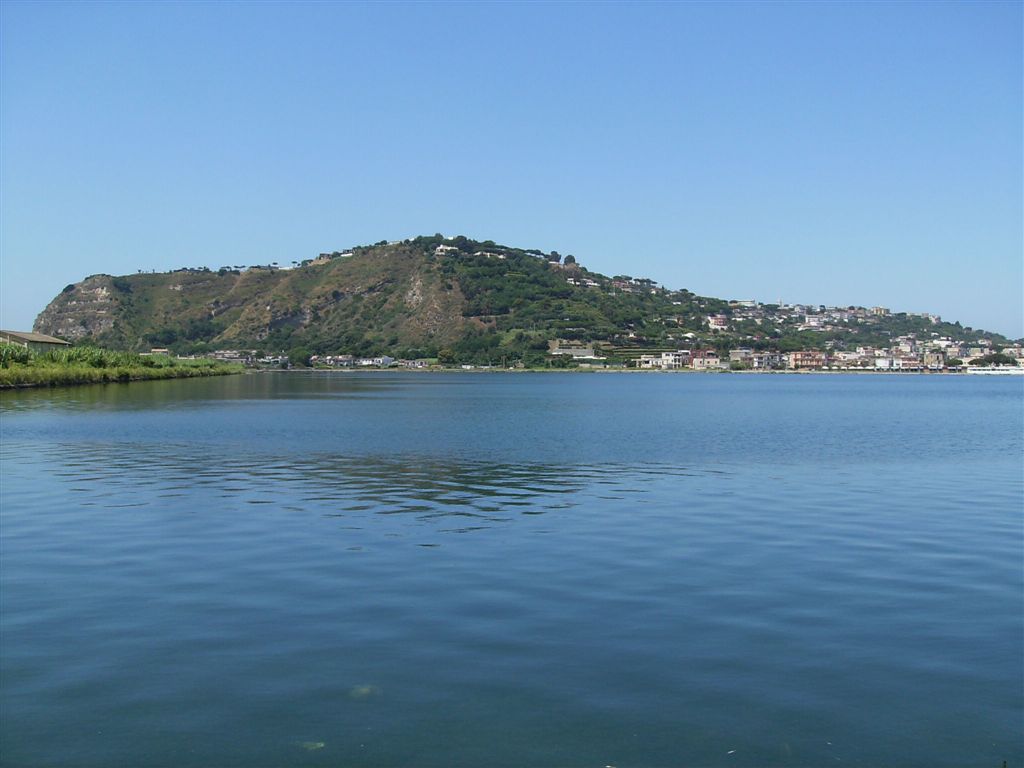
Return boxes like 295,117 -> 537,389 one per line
0,344 -> 244,388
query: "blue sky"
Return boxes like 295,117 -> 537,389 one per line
2,1 -> 1021,337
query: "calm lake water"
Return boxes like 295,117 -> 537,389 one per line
1,372 -> 1021,767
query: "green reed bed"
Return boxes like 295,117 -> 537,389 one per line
0,344 -> 244,388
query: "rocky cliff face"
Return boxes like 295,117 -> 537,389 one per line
33,241 -> 475,355
34,275 -> 124,341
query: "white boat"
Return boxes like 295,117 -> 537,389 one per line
965,366 -> 1024,375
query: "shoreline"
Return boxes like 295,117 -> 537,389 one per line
4,365 -> 1017,390
0,365 -> 245,390
291,366 -> 981,376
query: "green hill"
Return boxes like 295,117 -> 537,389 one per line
34,234 -> 1016,366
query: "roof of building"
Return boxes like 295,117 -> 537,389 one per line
0,330 -> 71,345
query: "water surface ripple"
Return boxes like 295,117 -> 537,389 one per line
1,373 -> 1021,767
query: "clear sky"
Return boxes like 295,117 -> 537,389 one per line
2,1 -> 1021,337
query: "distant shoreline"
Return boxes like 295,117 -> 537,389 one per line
285,366 -> 981,376
3,365 -> 1016,391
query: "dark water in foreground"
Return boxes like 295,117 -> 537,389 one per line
1,372 -> 1021,768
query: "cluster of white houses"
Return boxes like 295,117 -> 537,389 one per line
308,354 -> 430,369
309,354 -> 396,367
632,336 -> 1024,371
207,349 -> 288,367
637,349 -> 762,370
701,303 -> 942,334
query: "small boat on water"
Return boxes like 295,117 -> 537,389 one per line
965,366 -> 1024,375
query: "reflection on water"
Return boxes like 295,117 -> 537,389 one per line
0,371 -> 489,413
6,439 -> 723,528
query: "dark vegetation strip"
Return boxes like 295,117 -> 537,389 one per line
0,344 -> 244,388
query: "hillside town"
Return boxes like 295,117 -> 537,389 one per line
200,328 -> 1023,373
630,337 -> 1024,371
546,328 -> 1023,372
